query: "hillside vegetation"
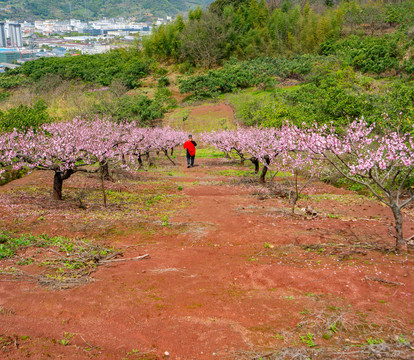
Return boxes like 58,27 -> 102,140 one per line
0,0 -> 213,20
0,0 -> 413,133
1,2 -> 414,357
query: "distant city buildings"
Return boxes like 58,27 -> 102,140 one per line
0,16 -> 173,64
0,21 -> 24,48
24,17 -> 161,37
0,48 -> 31,64
0,22 -> 6,47
9,23 -> 23,47
0,22 -> 28,65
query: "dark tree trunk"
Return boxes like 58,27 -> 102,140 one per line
164,150 -> 176,165
260,156 -> 270,184
100,165 -> 107,208
291,193 -> 298,214
146,152 -> 155,167
100,161 -> 112,181
137,153 -> 143,167
171,148 -> 174,156
250,157 -> 260,174
392,205 -> 407,252
53,169 -> 74,200
53,172 -> 63,200
291,172 -> 299,214
233,148 -> 245,165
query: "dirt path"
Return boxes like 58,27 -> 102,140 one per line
1,154 -> 413,359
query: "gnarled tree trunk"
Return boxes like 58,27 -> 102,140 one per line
391,204 -> 407,252
250,157 -> 260,174
260,156 -> 270,184
100,165 -> 107,208
100,161 -> 112,181
232,148 -> 245,165
164,150 -> 176,165
53,169 -> 74,200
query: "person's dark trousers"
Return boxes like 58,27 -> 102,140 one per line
186,152 -> 195,167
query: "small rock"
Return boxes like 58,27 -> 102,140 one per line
306,206 -> 318,216
164,351 -> 170,357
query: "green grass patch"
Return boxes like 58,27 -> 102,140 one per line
272,170 -> 293,178
0,232 -> 112,261
0,232 -> 77,259
77,187 -> 185,216
0,231 -> 122,290
310,193 -> 366,205
195,148 -> 227,159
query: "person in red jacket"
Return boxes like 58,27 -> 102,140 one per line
183,134 -> 197,168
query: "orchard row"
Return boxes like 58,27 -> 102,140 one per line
0,117 -> 187,200
203,119 -> 414,251
1,117 -> 414,250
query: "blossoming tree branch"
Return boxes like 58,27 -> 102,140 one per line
1,116 -> 414,250
203,120 -> 414,251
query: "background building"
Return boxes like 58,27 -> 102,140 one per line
0,22 -> 6,47
9,23 -> 23,47
0,48 -> 32,63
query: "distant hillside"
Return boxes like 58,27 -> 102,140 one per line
0,0 -> 214,21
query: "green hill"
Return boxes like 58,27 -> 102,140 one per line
0,0 -> 214,20
0,0 -> 413,134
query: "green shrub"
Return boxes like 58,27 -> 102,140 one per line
0,73 -> 31,89
230,64 -> 414,132
320,35 -> 401,74
178,61 -> 195,75
0,168 -> 27,186
157,76 -> 170,87
17,50 -> 150,88
0,92 -> 9,101
0,99 -> 52,131
179,56 -> 317,98
93,94 -> 166,125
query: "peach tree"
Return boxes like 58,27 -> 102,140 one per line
306,119 -> 414,251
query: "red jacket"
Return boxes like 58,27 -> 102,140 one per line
183,140 -> 196,156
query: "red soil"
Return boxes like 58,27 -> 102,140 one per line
165,103 -> 235,131
0,155 -> 413,359
188,103 -> 234,120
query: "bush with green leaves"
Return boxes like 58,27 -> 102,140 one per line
14,50 -> 150,88
92,93 -> 175,126
0,168 -> 27,186
319,35 -> 402,74
179,56 -> 317,98
0,72 -> 31,89
157,76 -> 170,87
383,1 -> 414,27
229,66 -> 414,132
144,1 -> 344,66
0,100 -> 52,132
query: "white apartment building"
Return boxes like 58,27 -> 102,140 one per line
9,23 -> 23,47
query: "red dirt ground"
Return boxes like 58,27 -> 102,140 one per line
0,153 -> 413,359
165,103 -> 235,132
